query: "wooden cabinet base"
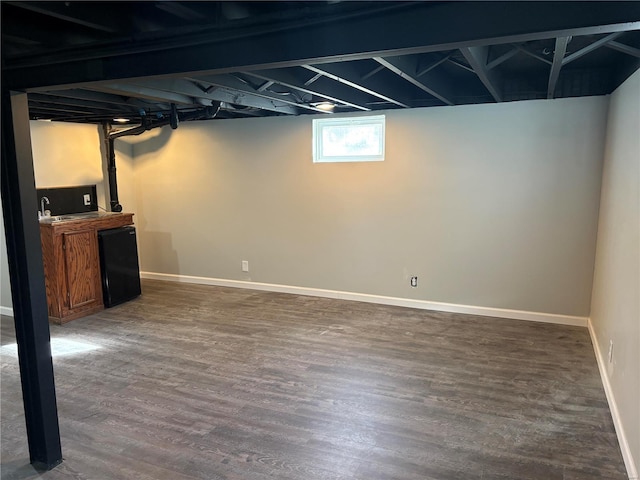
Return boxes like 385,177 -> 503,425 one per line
40,213 -> 135,324
49,304 -> 105,325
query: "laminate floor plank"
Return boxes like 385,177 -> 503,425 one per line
1,279 -> 627,479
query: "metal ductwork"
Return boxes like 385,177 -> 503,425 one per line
104,103 -> 220,212
104,115 -> 150,212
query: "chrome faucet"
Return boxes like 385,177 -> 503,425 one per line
40,196 -> 50,218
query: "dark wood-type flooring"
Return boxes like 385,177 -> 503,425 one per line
1,280 -> 627,479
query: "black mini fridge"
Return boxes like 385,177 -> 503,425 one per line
98,226 -> 142,307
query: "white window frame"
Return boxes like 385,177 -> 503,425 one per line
312,115 -> 385,163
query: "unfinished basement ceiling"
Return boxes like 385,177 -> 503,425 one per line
2,1 -> 640,125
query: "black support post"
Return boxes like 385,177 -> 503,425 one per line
1,90 -> 62,470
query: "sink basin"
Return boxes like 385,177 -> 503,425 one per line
41,212 -> 114,223
62,212 -> 102,219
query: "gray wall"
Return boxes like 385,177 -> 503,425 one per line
590,69 -> 640,477
132,96 -> 608,316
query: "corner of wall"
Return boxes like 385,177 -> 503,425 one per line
588,319 -> 639,479
588,68 -> 640,480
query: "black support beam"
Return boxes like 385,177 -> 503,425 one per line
1,90 -> 62,470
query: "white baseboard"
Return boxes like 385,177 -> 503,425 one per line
588,319 -> 638,480
140,272 -> 588,327
0,306 -> 14,317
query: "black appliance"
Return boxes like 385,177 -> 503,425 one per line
98,226 -> 142,307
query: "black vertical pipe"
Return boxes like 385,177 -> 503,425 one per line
104,118 -> 151,212
107,137 -> 122,212
1,90 -> 62,470
101,123 -> 122,212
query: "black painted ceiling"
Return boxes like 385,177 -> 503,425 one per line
2,1 -> 640,125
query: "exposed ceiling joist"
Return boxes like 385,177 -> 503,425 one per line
154,2 -> 207,21
257,81 -> 275,92
605,40 -> 640,58
245,70 -> 371,111
303,73 -> 323,86
3,2 -> 638,124
548,36 -> 571,99
189,74 -> 328,114
514,45 -> 553,66
373,56 -> 454,106
27,93 -> 135,114
448,59 -> 475,73
487,48 -> 520,70
416,54 -> 453,77
460,46 -> 503,102
5,2 -> 639,90
90,83 -> 196,106
29,103 -> 102,116
29,111 -> 118,123
2,33 -> 41,46
6,1 -> 120,33
303,64 -> 410,108
563,32 -> 625,64
34,89 -> 161,111
2,23 -> 52,47
361,65 -> 386,81
132,77 -> 300,115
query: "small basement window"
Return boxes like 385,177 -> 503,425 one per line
313,115 -> 385,163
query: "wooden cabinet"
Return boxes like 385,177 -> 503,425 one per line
63,229 -> 100,310
40,213 -> 135,324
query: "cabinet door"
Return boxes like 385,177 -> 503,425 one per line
63,230 -> 99,309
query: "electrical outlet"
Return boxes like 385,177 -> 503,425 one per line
608,340 -> 614,363
410,276 -> 418,287
242,260 -> 249,272
83,194 -> 91,206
